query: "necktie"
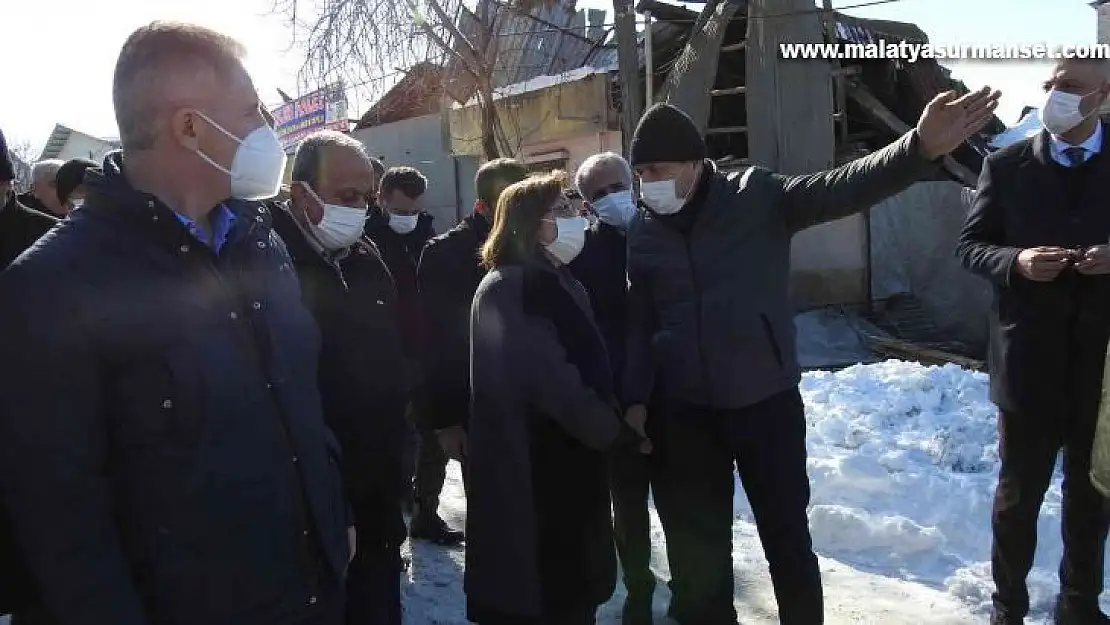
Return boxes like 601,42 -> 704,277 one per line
1064,146 -> 1087,167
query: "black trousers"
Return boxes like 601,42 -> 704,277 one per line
991,407 -> 1110,619
471,605 -> 596,625
413,423 -> 448,516
346,498 -> 404,625
610,431 -> 658,602
652,388 -> 822,625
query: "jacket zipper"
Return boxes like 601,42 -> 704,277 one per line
683,232 -> 714,406
202,242 -> 322,600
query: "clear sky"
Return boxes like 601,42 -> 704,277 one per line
0,0 -> 1094,156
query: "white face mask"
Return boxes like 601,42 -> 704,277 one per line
591,189 -> 637,227
388,212 -> 419,234
299,183 -> 368,251
1041,88 -> 1099,136
194,111 -> 287,201
544,215 -> 588,264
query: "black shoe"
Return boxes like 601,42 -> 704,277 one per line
1055,596 -> 1110,625
410,513 -> 464,546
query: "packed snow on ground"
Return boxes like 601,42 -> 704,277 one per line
405,360 -> 1107,624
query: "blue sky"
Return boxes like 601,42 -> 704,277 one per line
0,0 -> 1094,154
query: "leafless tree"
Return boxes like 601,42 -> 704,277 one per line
7,138 -> 37,192
272,0 -> 561,160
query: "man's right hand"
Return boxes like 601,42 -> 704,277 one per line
624,404 -> 652,454
437,426 -> 468,462
1015,247 -> 1075,282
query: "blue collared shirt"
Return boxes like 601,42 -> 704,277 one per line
1049,123 -> 1103,167
174,204 -> 237,253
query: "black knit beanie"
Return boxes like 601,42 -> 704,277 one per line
0,128 -> 14,182
55,158 -> 96,204
629,103 -> 706,167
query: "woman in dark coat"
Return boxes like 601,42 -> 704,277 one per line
465,171 -> 648,625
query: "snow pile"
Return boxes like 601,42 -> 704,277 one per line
749,360 -> 1106,618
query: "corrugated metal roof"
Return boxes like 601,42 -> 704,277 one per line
443,0 -> 612,103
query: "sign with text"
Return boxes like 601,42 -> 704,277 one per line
272,83 -> 349,152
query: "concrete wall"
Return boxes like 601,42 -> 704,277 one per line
519,130 -> 623,178
448,72 -> 617,156
352,114 -> 479,233
790,215 -> 868,308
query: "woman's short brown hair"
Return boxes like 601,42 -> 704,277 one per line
480,171 -> 567,269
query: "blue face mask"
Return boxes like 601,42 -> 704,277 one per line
591,189 -> 637,227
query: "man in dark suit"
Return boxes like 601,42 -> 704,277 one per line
0,129 -> 57,271
957,58 -> 1110,625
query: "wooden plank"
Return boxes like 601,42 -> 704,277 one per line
721,40 -> 747,52
705,125 -> 748,134
866,335 -> 985,371
710,86 -> 747,96
746,0 -> 835,172
845,81 -> 979,187
832,65 -> 862,78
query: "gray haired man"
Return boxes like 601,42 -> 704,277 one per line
17,160 -> 66,217
568,152 -> 663,624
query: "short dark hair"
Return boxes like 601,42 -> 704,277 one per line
475,158 -> 529,208
379,166 -> 427,199
480,171 -> 566,270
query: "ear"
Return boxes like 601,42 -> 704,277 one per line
172,109 -> 201,152
474,200 -> 487,216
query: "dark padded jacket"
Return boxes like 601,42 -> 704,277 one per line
0,153 -> 349,625
624,130 -> 937,409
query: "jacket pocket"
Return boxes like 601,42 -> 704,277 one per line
760,314 -> 784,368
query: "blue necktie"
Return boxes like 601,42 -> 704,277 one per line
1064,146 -> 1087,167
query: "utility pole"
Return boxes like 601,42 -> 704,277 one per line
613,0 -> 642,154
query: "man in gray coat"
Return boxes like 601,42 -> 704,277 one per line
623,91 -> 999,625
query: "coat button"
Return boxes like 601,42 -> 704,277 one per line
161,399 -> 173,409
307,596 -> 317,606
255,216 -> 264,223
229,312 -> 239,320
376,300 -> 385,305
179,244 -> 190,253
148,200 -> 155,208
292,455 -> 299,463
252,301 -> 262,310
256,240 -> 267,249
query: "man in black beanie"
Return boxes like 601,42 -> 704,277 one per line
623,91 -> 999,625
0,128 -> 58,271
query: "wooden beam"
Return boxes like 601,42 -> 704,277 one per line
866,335 -> 985,371
710,86 -> 747,97
705,125 -> 748,135
613,0 -> 642,152
721,40 -> 747,53
845,81 -> 979,187
832,65 -> 862,78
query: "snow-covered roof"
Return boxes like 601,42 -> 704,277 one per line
450,63 -> 616,109
988,108 -> 1044,149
